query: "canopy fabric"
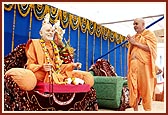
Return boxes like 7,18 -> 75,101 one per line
48,2 -> 165,36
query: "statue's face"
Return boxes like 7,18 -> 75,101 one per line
40,23 -> 55,41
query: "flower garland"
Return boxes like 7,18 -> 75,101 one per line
40,39 -> 63,73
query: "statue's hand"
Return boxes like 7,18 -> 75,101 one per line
74,62 -> 82,69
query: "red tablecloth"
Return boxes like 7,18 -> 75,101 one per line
35,82 -> 91,93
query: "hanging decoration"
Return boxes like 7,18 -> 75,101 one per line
116,34 -> 125,44
120,35 -> 125,47
100,35 -> 102,56
95,24 -> 102,38
86,31 -> 89,71
108,38 -> 110,61
11,4 -> 16,52
4,3 -> 126,45
77,27 -> 80,62
33,4 -> 49,20
17,4 -> 32,17
88,20 -> 96,35
28,7 -> 33,39
92,34 -> 96,64
79,17 -> 88,33
49,6 -> 60,24
123,36 -> 128,47
70,14 -> 79,30
102,26 -> 108,40
60,10 -> 69,29
109,30 -> 115,42
115,34 -> 121,44
113,31 -> 118,43
4,4 -> 14,11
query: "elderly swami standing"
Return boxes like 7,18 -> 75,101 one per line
127,18 -> 157,111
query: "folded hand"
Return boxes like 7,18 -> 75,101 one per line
127,34 -> 136,45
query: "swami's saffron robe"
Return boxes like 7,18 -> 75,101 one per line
127,29 -> 157,111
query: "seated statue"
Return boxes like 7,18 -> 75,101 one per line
25,13 -> 94,87
4,13 -> 98,111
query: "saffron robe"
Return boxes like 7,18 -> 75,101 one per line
25,39 -> 94,87
127,29 -> 157,111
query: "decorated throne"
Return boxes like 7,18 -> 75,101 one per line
4,43 -> 98,111
89,58 -> 130,111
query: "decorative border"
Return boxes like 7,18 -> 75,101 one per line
4,3 -> 127,45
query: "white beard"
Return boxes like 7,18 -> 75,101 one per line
46,36 -> 53,40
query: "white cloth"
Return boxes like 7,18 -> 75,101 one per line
155,73 -> 164,94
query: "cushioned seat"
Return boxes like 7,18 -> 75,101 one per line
93,76 -> 127,109
89,59 -> 129,111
